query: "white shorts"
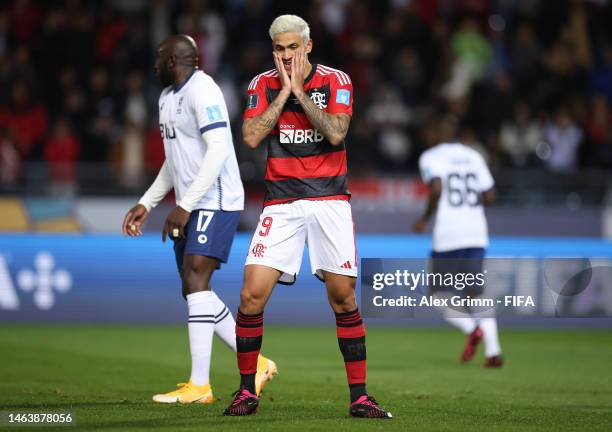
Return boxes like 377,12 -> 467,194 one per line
245,199 -> 357,284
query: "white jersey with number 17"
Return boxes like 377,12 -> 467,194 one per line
158,69 -> 244,211
419,143 -> 495,252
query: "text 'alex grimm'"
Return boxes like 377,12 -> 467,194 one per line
371,295 -> 535,308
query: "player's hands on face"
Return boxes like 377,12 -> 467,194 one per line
290,47 -> 306,96
122,204 -> 148,237
413,218 -> 428,234
273,51 -> 291,94
162,206 -> 191,242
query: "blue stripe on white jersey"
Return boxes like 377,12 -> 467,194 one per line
199,121 -> 227,134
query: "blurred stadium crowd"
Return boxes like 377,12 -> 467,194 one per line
0,0 -> 611,195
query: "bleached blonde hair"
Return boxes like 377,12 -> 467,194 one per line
269,15 -> 310,43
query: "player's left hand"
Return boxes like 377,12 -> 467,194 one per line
413,218 -> 428,233
162,206 -> 191,242
290,47 -> 306,96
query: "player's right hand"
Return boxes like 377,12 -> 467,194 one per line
273,51 -> 291,93
122,204 -> 148,237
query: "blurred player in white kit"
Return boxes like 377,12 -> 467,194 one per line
415,116 -> 503,367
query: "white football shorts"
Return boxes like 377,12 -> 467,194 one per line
245,199 -> 358,283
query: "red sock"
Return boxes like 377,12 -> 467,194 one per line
236,310 -> 263,394
335,309 -> 367,401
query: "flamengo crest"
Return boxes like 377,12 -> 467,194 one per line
310,91 -> 327,109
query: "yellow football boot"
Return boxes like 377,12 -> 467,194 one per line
152,380 -> 214,404
255,355 -> 278,396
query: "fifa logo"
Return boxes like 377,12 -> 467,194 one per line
252,243 -> 266,258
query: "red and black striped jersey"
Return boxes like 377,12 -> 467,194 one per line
244,64 -> 353,206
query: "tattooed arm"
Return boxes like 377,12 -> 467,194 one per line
294,92 -> 350,146
242,92 -> 290,149
243,52 -> 293,149
291,48 -> 350,146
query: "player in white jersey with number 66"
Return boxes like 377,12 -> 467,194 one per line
415,116 -> 503,368
121,35 -> 276,405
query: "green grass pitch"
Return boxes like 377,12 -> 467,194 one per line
1,325 -> 611,431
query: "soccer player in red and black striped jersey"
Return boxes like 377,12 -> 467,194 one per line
223,15 -> 391,419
